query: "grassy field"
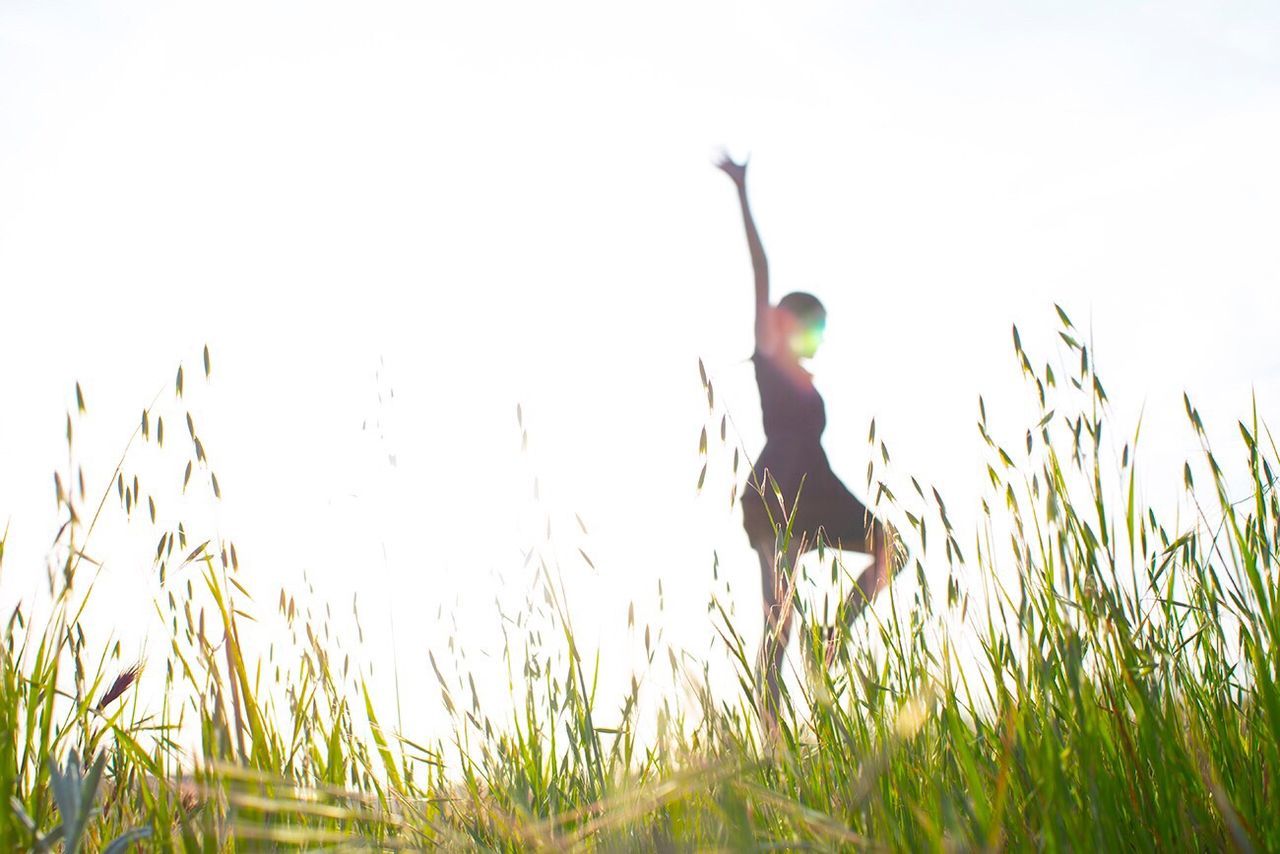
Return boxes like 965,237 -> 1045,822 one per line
3,306 -> 1278,851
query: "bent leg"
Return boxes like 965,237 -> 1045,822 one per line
827,520 -> 895,665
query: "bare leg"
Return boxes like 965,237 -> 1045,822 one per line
825,521 -> 894,666
755,535 -> 802,730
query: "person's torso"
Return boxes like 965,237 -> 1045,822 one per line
753,350 -> 826,447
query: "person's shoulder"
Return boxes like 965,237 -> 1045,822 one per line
752,345 -> 783,365
752,340 -> 780,360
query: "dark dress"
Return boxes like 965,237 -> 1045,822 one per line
742,350 -> 872,552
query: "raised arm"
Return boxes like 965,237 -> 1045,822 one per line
716,153 -> 774,354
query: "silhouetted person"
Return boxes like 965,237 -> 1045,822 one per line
716,152 -> 895,720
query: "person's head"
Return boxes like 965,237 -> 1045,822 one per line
776,291 -> 826,359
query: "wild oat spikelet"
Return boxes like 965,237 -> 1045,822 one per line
97,662 -> 143,711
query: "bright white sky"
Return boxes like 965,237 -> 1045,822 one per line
2,1 -> 1279,740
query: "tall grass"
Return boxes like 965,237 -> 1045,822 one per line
2,306 -> 1277,850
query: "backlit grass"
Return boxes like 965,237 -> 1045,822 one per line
2,306 -> 1277,850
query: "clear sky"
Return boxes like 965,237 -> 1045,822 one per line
2,1 -> 1279,739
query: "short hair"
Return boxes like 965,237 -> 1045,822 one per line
777,291 -> 826,325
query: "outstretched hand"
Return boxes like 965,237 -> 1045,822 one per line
715,150 -> 749,186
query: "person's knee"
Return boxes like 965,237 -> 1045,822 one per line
872,520 -> 896,562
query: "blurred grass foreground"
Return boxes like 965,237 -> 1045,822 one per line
3,306 -> 1278,851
